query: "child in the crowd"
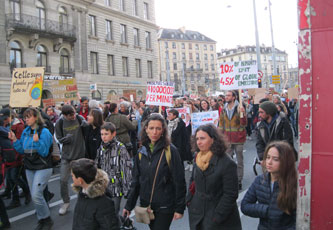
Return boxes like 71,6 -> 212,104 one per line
95,122 -> 132,215
71,158 -> 119,230
241,141 -> 297,230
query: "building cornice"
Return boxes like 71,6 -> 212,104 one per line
158,39 -> 216,44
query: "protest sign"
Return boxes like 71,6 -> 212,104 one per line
123,90 -> 137,102
10,67 -> 45,107
219,61 -> 259,90
166,107 -> 191,121
44,78 -> 78,102
42,99 -> 55,108
248,89 -> 256,96
191,111 -> 219,135
288,88 -> 299,99
146,81 -> 174,107
254,88 -> 267,104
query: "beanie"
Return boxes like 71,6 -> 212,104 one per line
259,101 -> 278,116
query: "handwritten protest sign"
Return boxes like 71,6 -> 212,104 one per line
166,107 -> 191,121
191,111 -> 219,135
146,81 -> 174,107
254,88 -> 267,104
42,99 -> 55,108
10,67 -> 45,107
219,61 -> 259,90
123,90 -> 137,102
44,78 -> 78,102
288,88 -> 299,100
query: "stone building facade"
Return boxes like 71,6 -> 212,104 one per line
0,0 -> 158,105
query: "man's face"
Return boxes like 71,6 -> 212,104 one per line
225,92 -> 235,103
64,110 -> 76,121
81,100 -> 89,109
258,108 -> 269,121
167,112 -> 177,121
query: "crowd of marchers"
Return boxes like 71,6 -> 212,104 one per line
0,90 -> 298,230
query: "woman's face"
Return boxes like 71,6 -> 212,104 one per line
24,115 -> 37,127
273,97 -> 279,104
139,107 -> 144,116
196,130 -> 214,152
264,147 -> 280,175
145,120 -> 163,144
210,99 -> 216,107
46,108 -> 53,116
87,113 -> 94,125
201,101 -> 208,111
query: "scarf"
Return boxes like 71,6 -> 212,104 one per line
196,151 -> 213,171
168,118 -> 179,136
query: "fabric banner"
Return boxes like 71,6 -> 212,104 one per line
145,81 -> 174,107
191,111 -> 219,135
9,67 -> 45,108
219,61 -> 259,90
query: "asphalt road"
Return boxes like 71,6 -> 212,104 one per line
3,135 -> 261,230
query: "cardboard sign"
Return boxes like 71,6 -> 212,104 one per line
191,111 -> 219,135
44,78 -> 78,102
106,94 -> 119,102
288,88 -> 299,99
9,67 -> 45,107
219,61 -> 259,90
123,90 -> 137,102
254,88 -> 267,104
42,99 -> 56,108
248,89 -> 256,96
90,84 -> 97,91
146,81 -> 174,107
166,107 -> 191,122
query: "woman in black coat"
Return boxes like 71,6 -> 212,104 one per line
187,124 -> 241,230
85,109 -> 103,160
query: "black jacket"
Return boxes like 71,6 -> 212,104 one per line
169,118 -> 192,162
256,113 -> 295,160
125,139 -> 186,214
241,173 -> 296,230
186,154 -> 241,230
84,125 -> 101,160
72,169 -> 119,230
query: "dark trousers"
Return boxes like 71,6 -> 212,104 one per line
0,176 -> 10,225
7,166 -> 30,201
149,212 -> 174,230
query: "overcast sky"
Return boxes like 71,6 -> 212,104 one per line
155,0 -> 299,67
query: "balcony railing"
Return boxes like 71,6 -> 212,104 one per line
6,14 -> 76,40
36,65 -> 51,73
59,67 -> 75,76
9,62 -> 26,73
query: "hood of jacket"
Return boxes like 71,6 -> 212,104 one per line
0,126 -> 10,138
72,169 -> 109,198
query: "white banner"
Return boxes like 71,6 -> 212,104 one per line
219,61 -> 259,90
145,81 -> 174,107
166,107 -> 191,122
191,111 -> 219,135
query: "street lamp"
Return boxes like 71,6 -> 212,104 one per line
253,0 -> 262,73
267,0 -> 278,91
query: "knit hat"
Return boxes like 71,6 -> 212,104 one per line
259,101 -> 278,116
0,108 -> 10,117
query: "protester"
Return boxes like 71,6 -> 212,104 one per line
187,124 -> 241,230
123,114 -> 186,230
95,122 -> 132,215
77,96 -> 90,120
241,141 -> 297,230
84,109 -> 103,160
199,99 -> 211,112
45,106 -> 59,124
210,98 -> 219,111
55,105 -> 86,215
71,158 -> 119,230
219,90 -> 247,190
9,108 -> 54,230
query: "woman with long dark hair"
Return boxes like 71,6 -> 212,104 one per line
85,109 -> 103,160
123,114 -> 186,230
241,141 -> 297,230
187,124 -> 241,230
199,100 -> 211,112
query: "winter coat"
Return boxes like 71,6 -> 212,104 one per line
105,113 -> 137,145
186,154 -> 241,230
241,173 -> 296,230
85,125 -> 102,160
0,126 -> 22,168
72,169 -> 119,230
95,139 -> 132,197
125,139 -> 186,214
13,126 -> 53,170
256,113 -> 295,160
11,118 -> 25,139
219,102 -> 247,144
169,118 -> 192,161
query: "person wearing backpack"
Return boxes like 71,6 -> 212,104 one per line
8,108 -> 54,230
55,105 -> 86,215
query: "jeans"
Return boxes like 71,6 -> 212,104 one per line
7,166 -> 30,201
227,144 -> 244,183
60,159 -> 71,203
25,168 -> 52,220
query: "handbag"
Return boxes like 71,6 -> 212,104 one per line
134,149 -> 165,224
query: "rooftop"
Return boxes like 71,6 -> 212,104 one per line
158,27 -> 216,43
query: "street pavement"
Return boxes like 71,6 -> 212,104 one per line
3,135 -> 261,230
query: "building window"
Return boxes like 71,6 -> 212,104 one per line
172,42 -> 176,49
182,53 -> 185,60
89,15 -> 97,36
143,2 -> 149,20
120,0 -> 125,11
105,0 -> 111,6
211,64 -> 215,71
173,63 -> 177,70
10,0 -> 21,20
133,0 -> 138,16
181,43 -> 185,49
204,54 -> 207,60
147,61 -> 153,79
210,45 -> 214,51
36,0 -> 45,30
145,31 -> 151,49
60,48 -> 69,73
165,42 -> 168,48
189,43 -> 192,49
59,7 -> 68,31
205,63 -> 208,71
37,45 -> 47,67
196,63 -> 200,70
122,57 -> 129,76
189,53 -> 193,60
191,74 -> 194,82
133,28 -> 140,46
231,58 -> 234,62
210,54 -> 214,60
120,24 -> 127,43
172,52 -> 176,60
90,52 -> 98,74
195,44 -> 199,50
196,53 -> 200,61
135,59 -> 141,78
239,56 -> 242,61
9,41 -> 22,68
106,20 -> 112,40
204,44 -> 207,50
107,55 -> 115,75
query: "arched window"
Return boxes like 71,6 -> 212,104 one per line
37,45 -> 47,67
36,1 -> 45,30
9,41 -> 22,68
108,90 -> 117,95
59,6 -> 68,31
60,48 -> 69,73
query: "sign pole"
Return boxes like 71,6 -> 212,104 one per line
238,89 -> 244,118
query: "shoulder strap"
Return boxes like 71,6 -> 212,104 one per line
149,149 -> 165,206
